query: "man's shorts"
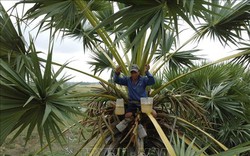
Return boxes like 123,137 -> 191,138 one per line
126,104 -> 141,115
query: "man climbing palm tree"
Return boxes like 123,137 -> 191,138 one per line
114,64 -> 157,131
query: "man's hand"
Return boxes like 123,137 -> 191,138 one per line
115,66 -> 122,74
145,64 -> 150,73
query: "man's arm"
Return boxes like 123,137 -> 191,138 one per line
113,66 -> 128,86
145,71 -> 155,85
144,64 -> 155,86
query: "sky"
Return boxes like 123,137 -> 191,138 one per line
1,1 -> 240,82
2,0 -> 103,82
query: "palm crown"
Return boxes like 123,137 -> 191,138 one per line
0,0 -> 250,155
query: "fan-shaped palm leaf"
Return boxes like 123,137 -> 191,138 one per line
0,42 -> 81,148
167,50 -> 202,70
158,61 -> 250,149
21,0 -> 108,34
19,0 -> 128,74
88,47 -> 114,75
195,0 -> 250,46
231,42 -> 250,69
172,134 -> 208,156
151,49 -> 250,96
0,3 -> 27,76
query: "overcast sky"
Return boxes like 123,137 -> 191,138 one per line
1,1 -> 239,82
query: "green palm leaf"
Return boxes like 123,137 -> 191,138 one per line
0,3 -> 27,77
211,141 -> 250,156
88,47 -> 113,75
231,42 -> 250,69
0,45 -> 81,148
163,49 -> 202,70
195,0 -> 250,46
151,49 -> 250,96
172,134 -> 208,156
158,61 -> 250,149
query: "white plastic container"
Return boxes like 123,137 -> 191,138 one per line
115,98 -> 125,115
140,97 -> 153,113
138,124 -> 147,138
116,119 -> 130,132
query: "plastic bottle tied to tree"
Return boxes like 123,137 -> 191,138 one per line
141,97 -> 153,113
116,118 -> 131,132
138,124 -> 147,138
115,98 -> 125,115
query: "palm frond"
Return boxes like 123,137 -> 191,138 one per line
88,47 -> 113,76
231,42 -> 250,69
0,3 -> 27,76
211,141 -> 250,156
195,0 -> 250,46
157,62 -> 250,149
0,3 -> 26,55
151,49 -> 250,96
217,119 -> 250,147
20,0 -> 86,34
172,134 -> 208,156
167,50 -> 202,70
172,116 -> 228,151
0,46 -> 81,148
94,3 -> 168,53
64,21 -> 101,51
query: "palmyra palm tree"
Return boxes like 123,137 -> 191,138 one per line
0,0 -> 250,155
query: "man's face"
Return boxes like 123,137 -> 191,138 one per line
131,71 -> 139,80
